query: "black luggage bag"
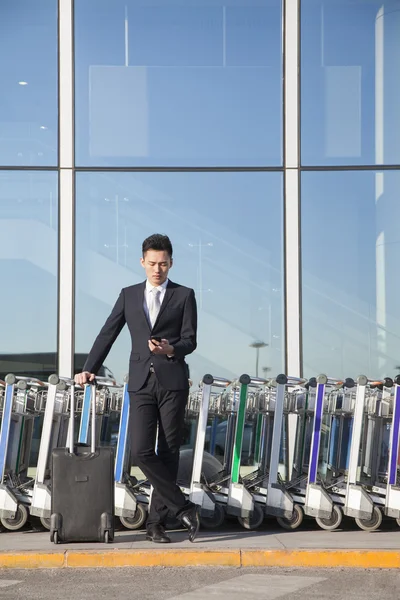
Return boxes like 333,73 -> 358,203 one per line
50,381 -> 114,544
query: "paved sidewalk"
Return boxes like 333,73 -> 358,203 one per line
3,520 -> 400,552
2,519 -> 400,569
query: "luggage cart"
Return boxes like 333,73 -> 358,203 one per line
343,376 -> 393,531
185,374 -> 231,528
262,376 -> 320,530
114,375 -> 147,530
303,376 -> 355,530
229,374 -> 312,531
0,375 -> 25,528
385,375 -> 400,522
29,375 -> 71,526
0,375 -> 46,530
262,375 -> 308,528
204,375 -> 269,529
309,378 -> 355,530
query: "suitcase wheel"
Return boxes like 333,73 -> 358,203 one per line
104,531 -> 110,544
50,531 -> 59,544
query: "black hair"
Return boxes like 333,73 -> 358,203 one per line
142,234 -> 173,258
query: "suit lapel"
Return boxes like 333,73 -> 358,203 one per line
153,281 -> 175,329
137,281 -> 151,332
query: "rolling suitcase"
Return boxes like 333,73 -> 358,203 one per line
50,381 -> 114,544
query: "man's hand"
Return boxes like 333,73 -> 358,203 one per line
148,338 -> 174,356
74,371 -> 96,385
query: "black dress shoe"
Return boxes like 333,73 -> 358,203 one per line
179,506 -> 200,543
145,524 -> 171,544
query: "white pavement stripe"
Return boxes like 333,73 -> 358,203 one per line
0,580 -> 22,588
170,575 -> 326,600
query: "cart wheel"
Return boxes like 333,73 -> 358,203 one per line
316,505 -> 343,531
0,504 -> 29,531
120,503 -> 147,530
40,517 -> 51,531
104,530 -> 110,543
355,506 -> 382,531
238,503 -> 264,530
200,504 -> 225,529
276,504 -> 304,531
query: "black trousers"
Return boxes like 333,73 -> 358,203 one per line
129,372 -> 192,528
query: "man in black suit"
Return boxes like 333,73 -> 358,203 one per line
75,233 -> 199,543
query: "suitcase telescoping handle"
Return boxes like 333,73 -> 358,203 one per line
66,376 -> 116,454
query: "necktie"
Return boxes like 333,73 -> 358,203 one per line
149,288 -> 161,328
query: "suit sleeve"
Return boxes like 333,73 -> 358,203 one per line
172,289 -> 198,360
82,289 -> 126,374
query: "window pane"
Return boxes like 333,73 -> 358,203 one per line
0,1 -> 58,166
301,0 -> 400,166
75,172 -> 284,384
0,171 -> 58,379
301,170 -> 400,378
74,0 -> 282,167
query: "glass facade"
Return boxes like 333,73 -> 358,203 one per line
0,1 -> 58,166
74,0 -> 282,167
1,0 -> 400,382
75,171 -> 284,384
0,171 -> 58,378
301,169 -> 400,379
301,0 -> 400,166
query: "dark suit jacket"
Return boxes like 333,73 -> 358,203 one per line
83,280 -> 197,392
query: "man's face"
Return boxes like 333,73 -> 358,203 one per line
141,249 -> 172,286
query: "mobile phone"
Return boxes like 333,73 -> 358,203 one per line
151,336 -> 162,345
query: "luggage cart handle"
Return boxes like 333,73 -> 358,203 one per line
63,375 -> 121,389
59,376 -> 76,386
318,375 -> 337,385
94,376 -> 118,387
269,374 -> 307,386
366,377 -> 393,389
202,374 -> 231,387
248,376 -> 269,386
15,375 -> 47,387
316,375 -> 354,387
286,375 -> 307,386
324,377 -> 356,389
356,375 -> 393,387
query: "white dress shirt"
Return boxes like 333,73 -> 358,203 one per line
143,278 -> 169,326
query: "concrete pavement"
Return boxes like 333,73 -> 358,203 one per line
2,519 -> 400,569
0,567 -> 399,600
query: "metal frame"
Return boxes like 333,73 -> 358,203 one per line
284,0 -> 301,377
58,0 -> 75,378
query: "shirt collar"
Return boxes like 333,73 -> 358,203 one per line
146,278 -> 169,293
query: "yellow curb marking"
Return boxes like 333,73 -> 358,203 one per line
241,550 -> 400,569
66,550 -> 241,568
0,553 -> 65,569
0,549 -> 399,569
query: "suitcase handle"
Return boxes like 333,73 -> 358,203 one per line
67,381 -> 96,454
